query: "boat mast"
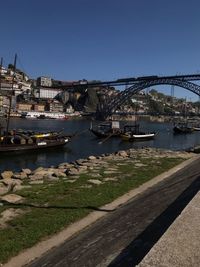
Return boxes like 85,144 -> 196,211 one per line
6,53 -> 17,134
134,101 -> 139,131
135,103 -> 137,126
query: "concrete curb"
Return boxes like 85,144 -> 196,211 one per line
3,154 -> 200,267
137,191 -> 200,266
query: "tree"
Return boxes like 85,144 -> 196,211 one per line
148,99 -> 164,114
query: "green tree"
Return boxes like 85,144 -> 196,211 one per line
148,99 -> 164,114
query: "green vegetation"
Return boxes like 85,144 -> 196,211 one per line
0,156 -> 184,263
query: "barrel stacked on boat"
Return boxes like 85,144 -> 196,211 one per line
0,130 -> 71,152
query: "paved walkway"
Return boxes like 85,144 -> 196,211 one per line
138,191 -> 200,267
4,155 -> 200,267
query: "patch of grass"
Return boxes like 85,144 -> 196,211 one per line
0,157 -> 184,263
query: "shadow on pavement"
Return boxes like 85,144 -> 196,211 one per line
1,201 -> 115,212
108,175 -> 200,267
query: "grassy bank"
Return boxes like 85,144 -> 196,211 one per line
0,155 -> 185,263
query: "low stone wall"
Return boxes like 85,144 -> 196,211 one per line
137,192 -> 200,267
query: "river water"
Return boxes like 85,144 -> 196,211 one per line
0,117 -> 200,172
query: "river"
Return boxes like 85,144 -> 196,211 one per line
0,117 -> 199,172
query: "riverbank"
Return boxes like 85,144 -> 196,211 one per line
110,114 -> 188,122
2,117 -> 200,172
0,148 -> 195,265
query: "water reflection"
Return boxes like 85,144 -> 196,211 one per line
0,117 -> 199,172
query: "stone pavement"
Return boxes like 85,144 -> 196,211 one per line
138,191 -> 200,267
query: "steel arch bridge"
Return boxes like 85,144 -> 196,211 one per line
96,78 -> 200,120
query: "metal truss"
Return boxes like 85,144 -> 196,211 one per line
97,78 -> 200,120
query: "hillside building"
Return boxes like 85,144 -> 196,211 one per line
34,87 -> 62,99
37,76 -> 52,87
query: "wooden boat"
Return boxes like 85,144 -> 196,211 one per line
120,124 -> 156,141
0,128 -> 72,152
121,132 -> 156,141
0,55 -> 72,153
119,102 -> 156,142
173,102 -> 194,134
189,121 -> 200,131
0,135 -> 70,152
173,122 -> 194,134
193,127 -> 200,131
90,121 -> 122,138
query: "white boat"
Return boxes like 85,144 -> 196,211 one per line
121,132 -> 156,141
120,124 -> 156,141
193,127 -> 200,131
21,111 -> 68,120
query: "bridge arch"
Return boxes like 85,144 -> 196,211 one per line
98,78 -> 200,119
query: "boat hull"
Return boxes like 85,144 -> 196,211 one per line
121,133 -> 156,142
90,129 -> 120,138
0,138 -> 69,152
173,126 -> 194,134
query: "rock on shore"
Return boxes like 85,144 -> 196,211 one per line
0,148 -> 194,200
0,148 -> 195,228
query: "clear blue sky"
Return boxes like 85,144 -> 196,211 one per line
1,0 -> 200,101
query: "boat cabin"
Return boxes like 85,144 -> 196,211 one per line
98,121 -> 120,133
123,124 -> 140,134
